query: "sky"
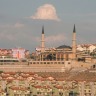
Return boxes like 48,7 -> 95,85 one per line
0,0 -> 96,52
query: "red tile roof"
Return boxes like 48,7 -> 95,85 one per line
10,86 -> 28,91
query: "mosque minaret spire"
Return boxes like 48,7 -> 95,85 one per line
72,24 -> 76,60
41,26 -> 45,52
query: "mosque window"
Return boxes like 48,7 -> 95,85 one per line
93,65 -> 95,68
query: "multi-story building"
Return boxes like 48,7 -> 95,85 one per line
77,44 -> 96,53
0,70 -> 96,96
0,49 -> 12,57
12,48 -> 25,59
0,48 -> 30,59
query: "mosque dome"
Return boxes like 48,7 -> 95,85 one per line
56,45 -> 72,49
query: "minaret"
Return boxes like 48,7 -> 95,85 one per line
72,24 -> 76,60
41,26 -> 45,52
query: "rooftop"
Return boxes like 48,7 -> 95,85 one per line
56,45 -> 72,49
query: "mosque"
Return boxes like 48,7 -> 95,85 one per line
35,25 -> 77,61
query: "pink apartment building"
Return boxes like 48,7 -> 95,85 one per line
12,48 -> 25,59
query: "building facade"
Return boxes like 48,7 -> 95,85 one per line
12,48 -> 25,59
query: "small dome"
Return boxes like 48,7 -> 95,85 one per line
56,45 -> 72,49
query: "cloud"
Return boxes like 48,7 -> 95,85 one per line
0,30 -> 16,41
0,22 -> 24,29
30,4 -> 60,21
45,34 -> 66,43
14,22 -> 24,28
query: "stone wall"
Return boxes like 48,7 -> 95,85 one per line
0,61 -> 93,72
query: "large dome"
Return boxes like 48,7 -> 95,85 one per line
56,45 -> 72,49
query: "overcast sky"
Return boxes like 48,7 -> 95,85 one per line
0,0 -> 96,52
